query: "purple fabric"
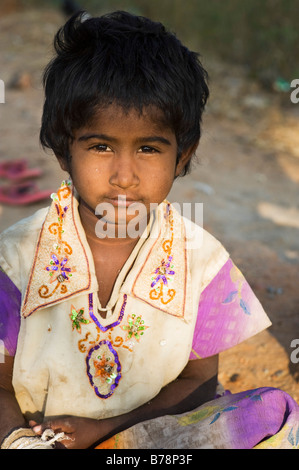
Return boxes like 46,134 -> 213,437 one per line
0,269 -> 21,355
98,386 -> 299,448
205,387 -> 299,449
190,258 -> 270,359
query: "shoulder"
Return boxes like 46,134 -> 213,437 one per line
0,206 -> 49,290
179,211 -> 229,289
0,206 -> 49,242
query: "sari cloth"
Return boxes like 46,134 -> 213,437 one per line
96,387 -> 299,449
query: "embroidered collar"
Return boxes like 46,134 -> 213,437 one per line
22,181 -> 191,320
21,181 -> 96,317
131,201 -> 191,319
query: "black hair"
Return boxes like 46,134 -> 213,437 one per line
40,10 -> 209,176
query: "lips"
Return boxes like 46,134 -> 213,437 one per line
104,195 -> 142,208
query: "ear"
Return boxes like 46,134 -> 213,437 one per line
175,141 -> 199,177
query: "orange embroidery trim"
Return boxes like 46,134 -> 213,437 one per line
149,287 -> 175,304
38,181 -> 76,300
78,327 -> 101,353
149,204 -> 176,304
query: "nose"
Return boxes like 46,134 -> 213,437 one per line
109,152 -> 139,189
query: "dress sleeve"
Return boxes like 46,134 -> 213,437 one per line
189,258 -> 272,359
0,267 -> 21,356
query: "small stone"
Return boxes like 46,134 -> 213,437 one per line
272,369 -> 283,377
229,373 -> 240,382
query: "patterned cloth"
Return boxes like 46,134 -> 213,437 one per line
96,387 -> 299,449
190,258 -> 271,359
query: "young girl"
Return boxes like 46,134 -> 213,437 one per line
0,11 -> 298,450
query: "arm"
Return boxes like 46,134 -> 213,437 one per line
32,354 -> 219,448
0,356 -> 27,444
124,354 -> 219,419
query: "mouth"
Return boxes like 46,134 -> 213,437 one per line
104,196 -> 142,208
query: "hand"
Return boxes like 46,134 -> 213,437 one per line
29,416 -> 107,449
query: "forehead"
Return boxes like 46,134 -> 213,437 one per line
77,103 -> 175,137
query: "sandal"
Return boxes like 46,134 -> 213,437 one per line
0,159 -> 42,181
0,181 -> 52,206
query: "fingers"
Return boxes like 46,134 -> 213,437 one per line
29,418 -> 74,435
29,420 -> 42,435
29,418 -> 74,449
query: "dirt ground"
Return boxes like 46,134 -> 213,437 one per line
0,8 -> 298,403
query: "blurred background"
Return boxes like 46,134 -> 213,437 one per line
2,0 -> 299,84
0,0 -> 298,400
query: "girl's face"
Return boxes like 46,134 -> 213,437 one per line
62,104 -> 192,234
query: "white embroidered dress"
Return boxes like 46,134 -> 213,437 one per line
0,181 -> 271,421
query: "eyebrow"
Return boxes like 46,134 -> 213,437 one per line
77,133 -> 172,146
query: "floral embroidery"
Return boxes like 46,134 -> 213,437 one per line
22,180 -> 94,318
132,200 -> 190,319
93,352 -> 117,383
151,256 -> 175,287
121,314 -> 149,342
70,306 -> 89,332
149,204 -> 177,305
86,340 -> 121,399
45,253 -> 74,283
75,294 -> 149,398
38,180 -> 76,300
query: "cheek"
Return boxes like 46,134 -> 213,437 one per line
69,151 -> 95,178
145,154 -> 176,179
68,157 -> 92,190
143,166 -> 175,199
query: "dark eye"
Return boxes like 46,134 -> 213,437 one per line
139,146 -> 159,154
91,144 -> 112,153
